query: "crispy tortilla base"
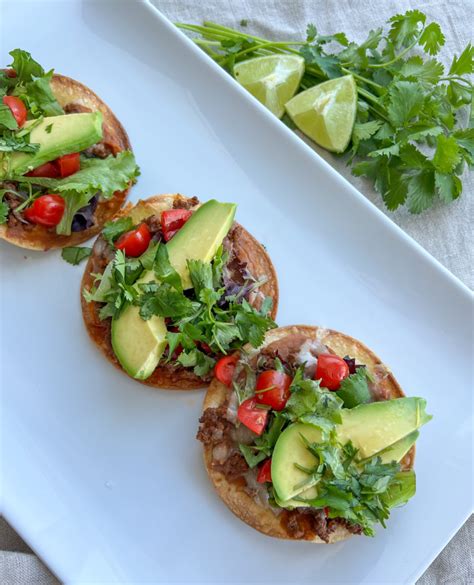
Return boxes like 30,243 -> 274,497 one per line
0,74 -> 132,250
202,325 -> 415,543
81,194 -> 279,390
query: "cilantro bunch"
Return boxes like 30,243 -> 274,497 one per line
178,10 -> 473,213
84,230 -> 276,378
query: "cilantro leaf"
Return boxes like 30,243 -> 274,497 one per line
352,120 -> 382,143
0,132 -> 40,153
177,347 -> 215,376
138,283 -> 197,320
399,56 -> 444,83
433,134 -> 461,174
188,259 -> 213,295
0,104 -> 18,130
306,24 -> 317,43
418,22 -> 445,55
235,298 -> 276,347
449,43 -> 474,76
388,10 -> 426,48
102,217 -> 134,246
61,246 -> 92,265
337,368 -> 371,408
284,376 -> 343,434
406,170 -> 435,213
240,413 -> 286,468
300,45 -> 341,79
155,243 -> 183,291
387,81 -> 425,126
435,172 -> 462,203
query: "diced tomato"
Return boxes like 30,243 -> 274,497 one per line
57,153 -> 80,177
115,223 -> 151,257
161,209 -> 192,241
255,370 -> 292,411
5,69 -> 17,78
237,398 -> 268,435
214,353 -> 238,386
315,354 -> 350,391
24,194 -> 65,227
25,161 -> 60,178
2,95 -> 27,127
257,458 -> 272,483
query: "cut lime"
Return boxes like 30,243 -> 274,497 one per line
285,75 -> 357,153
234,55 -> 305,119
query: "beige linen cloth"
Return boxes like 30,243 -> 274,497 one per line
1,0 -> 472,583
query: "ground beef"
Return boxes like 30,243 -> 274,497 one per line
196,407 -> 232,446
64,103 -> 92,114
143,215 -> 163,240
281,508 -> 361,542
328,518 -> 362,535
173,196 -> 199,210
84,141 -> 118,159
3,191 -> 34,230
88,236 -> 115,274
214,452 -> 249,481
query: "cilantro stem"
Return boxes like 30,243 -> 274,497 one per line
340,67 -> 384,91
439,76 -> 473,87
365,30 -> 424,69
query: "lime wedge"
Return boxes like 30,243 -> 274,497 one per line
285,74 -> 357,153
234,55 -> 305,119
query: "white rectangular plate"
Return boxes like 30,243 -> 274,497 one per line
1,1 -> 472,583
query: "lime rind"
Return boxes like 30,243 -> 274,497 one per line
234,55 -> 305,119
285,74 -> 357,153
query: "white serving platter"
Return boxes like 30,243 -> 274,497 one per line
1,1 -> 472,583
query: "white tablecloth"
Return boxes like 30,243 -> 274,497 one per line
1,0 -> 472,583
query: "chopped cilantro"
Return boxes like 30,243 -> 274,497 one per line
61,246 -> 92,265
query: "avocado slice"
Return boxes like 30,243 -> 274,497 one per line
111,305 -> 167,380
110,199 -> 237,379
167,199 -> 236,289
0,112 -> 103,178
359,430 -> 419,465
272,398 -> 431,502
272,423 -> 322,502
337,397 -> 431,459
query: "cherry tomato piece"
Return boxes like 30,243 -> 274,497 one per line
57,153 -> 80,177
237,397 -> 268,435
214,354 -> 238,386
161,209 -> 192,241
3,95 -> 27,127
25,161 -> 60,178
115,223 -> 151,257
255,370 -> 292,411
5,69 -> 17,78
24,194 -> 65,227
315,354 -> 350,391
257,459 -> 272,483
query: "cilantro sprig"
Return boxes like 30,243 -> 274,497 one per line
178,11 -> 473,212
